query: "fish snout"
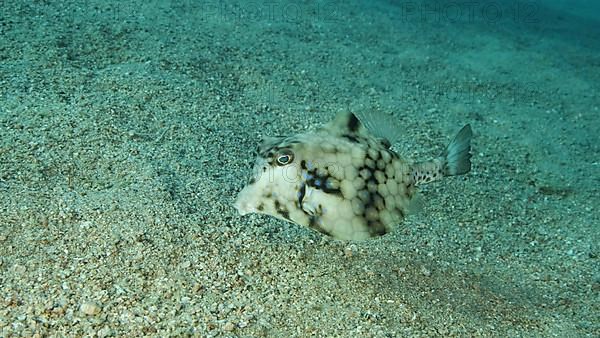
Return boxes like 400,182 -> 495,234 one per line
234,185 -> 257,216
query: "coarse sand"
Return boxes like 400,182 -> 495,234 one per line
0,1 -> 598,337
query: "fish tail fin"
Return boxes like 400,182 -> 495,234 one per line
440,124 -> 473,176
410,124 -> 472,186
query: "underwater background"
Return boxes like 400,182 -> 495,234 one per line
0,0 -> 598,336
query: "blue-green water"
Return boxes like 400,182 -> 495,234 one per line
0,1 -> 598,336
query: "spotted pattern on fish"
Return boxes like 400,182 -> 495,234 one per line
235,111 -> 472,241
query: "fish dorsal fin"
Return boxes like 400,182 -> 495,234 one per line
320,111 -> 365,136
354,110 -> 402,145
320,111 -> 401,147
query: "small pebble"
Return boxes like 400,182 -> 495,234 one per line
344,247 -> 353,258
80,301 -> 101,315
13,264 -> 26,274
344,244 -> 357,258
97,326 -> 112,338
223,322 -> 235,331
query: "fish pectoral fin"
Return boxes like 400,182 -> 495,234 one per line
302,202 -> 317,216
299,186 -> 323,217
300,187 -> 316,216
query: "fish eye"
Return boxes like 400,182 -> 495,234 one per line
276,150 -> 294,166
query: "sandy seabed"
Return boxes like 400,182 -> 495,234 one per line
0,1 -> 598,337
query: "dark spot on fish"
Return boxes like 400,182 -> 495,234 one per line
304,169 -> 342,196
342,133 -> 361,143
300,160 -> 307,170
367,220 -> 387,236
274,200 -> 290,220
348,113 -> 360,132
367,184 -> 377,194
297,183 -> 306,207
322,185 -> 341,195
257,203 -> 264,211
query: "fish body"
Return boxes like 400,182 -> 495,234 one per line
235,111 -> 472,241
